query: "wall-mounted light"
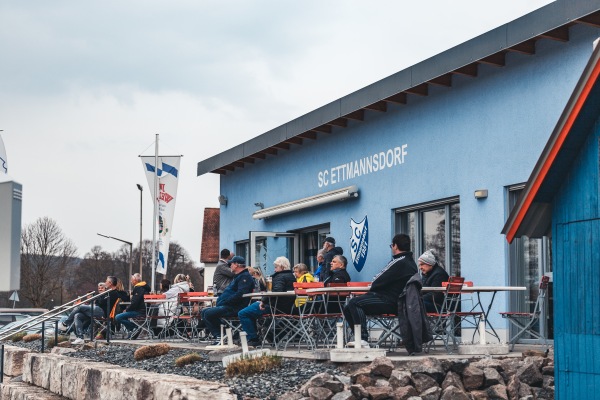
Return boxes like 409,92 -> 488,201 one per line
474,189 -> 488,199
254,202 -> 264,209
218,195 -> 228,206
252,185 -> 359,220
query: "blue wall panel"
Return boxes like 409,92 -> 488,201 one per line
552,118 -> 600,398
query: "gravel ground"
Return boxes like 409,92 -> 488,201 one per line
4,339 -> 346,400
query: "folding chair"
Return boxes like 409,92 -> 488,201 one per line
343,282 -> 402,349
93,298 -> 122,340
130,294 -> 167,339
500,275 -> 550,351
427,277 -> 482,353
282,282 -> 326,350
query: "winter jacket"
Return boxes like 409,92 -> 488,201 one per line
421,264 -> 450,312
216,269 -> 254,310
127,281 -> 150,313
98,289 -> 130,318
262,269 -> 296,313
397,272 -> 433,354
321,246 -> 344,282
370,252 -> 418,303
324,269 -> 351,285
162,281 -> 191,315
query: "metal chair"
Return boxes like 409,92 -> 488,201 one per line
500,275 -> 550,351
427,277 -> 482,352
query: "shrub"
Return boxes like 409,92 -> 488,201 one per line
8,332 -> 27,342
47,335 -> 70,348
226,353 -> 282,377
22,333 -> 42,343
175,352 -> 202,367
133,343 -> 171,361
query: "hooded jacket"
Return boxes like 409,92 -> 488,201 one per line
127,281 -> 151,313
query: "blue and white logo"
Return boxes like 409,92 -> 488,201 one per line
350,216 -> 368,272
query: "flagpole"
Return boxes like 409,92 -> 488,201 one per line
151,134 -> 159,293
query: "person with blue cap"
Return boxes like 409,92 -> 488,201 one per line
201,256 -> 254,344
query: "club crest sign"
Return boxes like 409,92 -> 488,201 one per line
350,216 -> 368,272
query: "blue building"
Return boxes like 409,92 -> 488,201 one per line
503,41 -> 600,398
197,1 -> 600,344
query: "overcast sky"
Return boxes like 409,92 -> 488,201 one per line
0,0 -> 554,266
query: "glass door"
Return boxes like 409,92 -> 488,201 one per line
249,231 -> 298,276
507,186 -> 553,342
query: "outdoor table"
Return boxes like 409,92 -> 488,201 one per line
422,286 -> 526,342
242,291 -> 297,348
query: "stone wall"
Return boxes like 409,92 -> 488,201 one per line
0,345 -> 235,400
289,350 -> 555,400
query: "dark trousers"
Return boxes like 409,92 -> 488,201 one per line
201,305 -> 237,337
342,292 -> 397,341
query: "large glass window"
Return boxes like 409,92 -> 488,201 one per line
507,185 -> 553,340
396,197 -> 461,276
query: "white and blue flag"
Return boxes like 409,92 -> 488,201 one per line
141,156 -> 181,275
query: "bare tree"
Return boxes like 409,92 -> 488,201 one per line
72,246 -> 113,295
20,217 -> 78,307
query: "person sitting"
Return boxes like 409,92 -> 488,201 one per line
323,255 -> 351,313
342,234 -> 418,348
59,282 -> 106,344
157,274 -> 192,334
200,256 -> 254,345
238,256 -> 296,347
323,255 -> 351,285
313,250 -> 325,282
293,263 -> 314,308
114,273 -> 150,339
418,250 -> 450,313
95,275 -> 130,339
248,267 -> 267,292
160,279 -> 171,293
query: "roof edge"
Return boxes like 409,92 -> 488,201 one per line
502,38 -> 600,242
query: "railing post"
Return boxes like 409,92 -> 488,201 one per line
1,344 -> 5,383
106,320 -> 111,344
91,299 -> 95,342
41,321 -> 45,353
55,320 -> 58,345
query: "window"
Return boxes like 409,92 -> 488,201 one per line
395,196 -> 461,276
506,185 -> 553,340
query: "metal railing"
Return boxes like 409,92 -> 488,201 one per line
0,290 -> 113,342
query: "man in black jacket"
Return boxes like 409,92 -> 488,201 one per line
115,273 -> 150,338
342,234 -> 417,348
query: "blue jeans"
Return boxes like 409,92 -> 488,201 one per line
64,305 -> 103,338
238,302 -> 269,341
115,311 -> 142,332
201,305 -> 237,337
